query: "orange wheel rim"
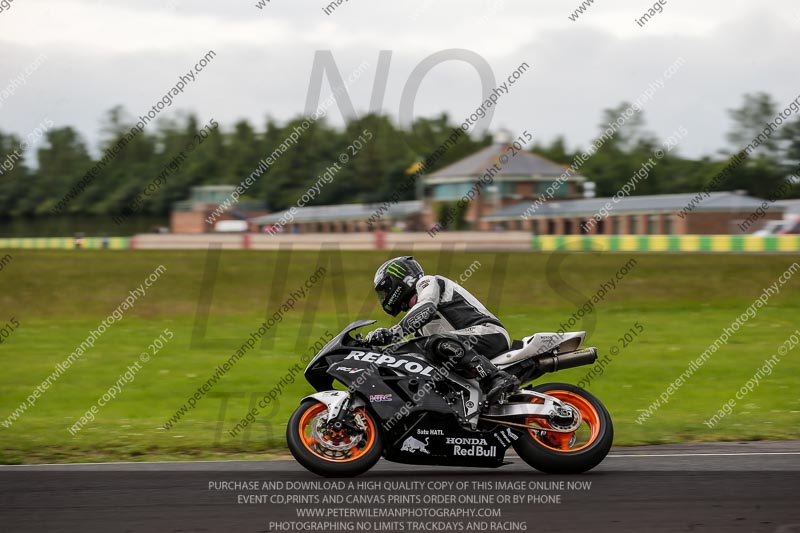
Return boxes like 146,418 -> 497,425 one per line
525,390 -> 601,453
298,402 -> 376,463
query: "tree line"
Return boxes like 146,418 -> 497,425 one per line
0,92 -> 797,236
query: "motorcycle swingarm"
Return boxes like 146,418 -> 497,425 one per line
479,390 -> 582,433
482,390 -> 574,419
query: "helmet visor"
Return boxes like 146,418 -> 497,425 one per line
375,276 -> 403,315
375,277 -> 392,302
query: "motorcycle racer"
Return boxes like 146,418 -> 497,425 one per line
365,256 -> 519,403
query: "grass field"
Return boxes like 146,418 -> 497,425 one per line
0,249 -> 798,464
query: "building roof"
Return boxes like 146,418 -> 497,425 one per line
249,200 -> 424,225
775,199 -> 800,216
482,191 -> 781,220
173,185 -> 266,214
192,185 -> 237,192
426,143 -> 585,183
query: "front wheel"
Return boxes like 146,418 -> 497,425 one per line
287,399 -> 383,477
512,382 -> 613,474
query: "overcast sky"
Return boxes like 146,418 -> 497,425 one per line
1,0 -> 798,160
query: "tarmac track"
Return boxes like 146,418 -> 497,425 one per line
1,440 -> 798,533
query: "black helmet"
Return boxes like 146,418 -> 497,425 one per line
373,256 -> 424,316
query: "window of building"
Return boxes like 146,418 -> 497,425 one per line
665,216 -> 675,235
648,215 -> 659,235
629,216 -> 638,234
547,219 -> 555,235
433,181 -> 511,200
563,219 -> 573,235
536,181 -> 570,198
432,182 -> 476,200
497,182 -> 514,196
612,217 -> 621,235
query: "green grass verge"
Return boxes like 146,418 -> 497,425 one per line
0,250 -> 798,464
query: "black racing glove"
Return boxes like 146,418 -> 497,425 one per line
364,327 -> 393,346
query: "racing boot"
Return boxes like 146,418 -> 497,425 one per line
460,353 -> 519,404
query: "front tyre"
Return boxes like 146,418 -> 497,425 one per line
287,399 -> 382,477
512,383 -> 613,474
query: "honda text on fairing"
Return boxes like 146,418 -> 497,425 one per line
287,320 -> 613,477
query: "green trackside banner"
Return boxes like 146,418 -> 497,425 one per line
531,234 -> 800,253
0,237 -> 130,250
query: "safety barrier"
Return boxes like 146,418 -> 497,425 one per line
531,234 -> 800,252
1,234 -> 798,252
0,237 -> 130,249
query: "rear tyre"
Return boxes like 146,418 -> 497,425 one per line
512,382 -> 613,474
287,399 -> 382,477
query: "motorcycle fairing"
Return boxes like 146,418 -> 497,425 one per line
326,349 -> 454,420
383,412 -> 522,468
305,319 -> 376,390
492,331 -> 586,367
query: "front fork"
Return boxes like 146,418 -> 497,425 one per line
302,390 -> 367,431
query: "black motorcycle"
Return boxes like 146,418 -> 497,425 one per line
287,320 -> 613,477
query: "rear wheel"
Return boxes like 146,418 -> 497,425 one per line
512,382 -> 613,474
287,399 -> 382,477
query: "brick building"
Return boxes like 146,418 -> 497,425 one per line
424,140 -> 586,226
480,191 -> 783,235
169,144 -> 781,236
171,186 -> 266,234
249,201 -> 426,234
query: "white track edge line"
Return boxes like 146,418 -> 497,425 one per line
608,452 -> 800,457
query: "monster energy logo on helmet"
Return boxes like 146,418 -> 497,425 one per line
386,262 -> 407,279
